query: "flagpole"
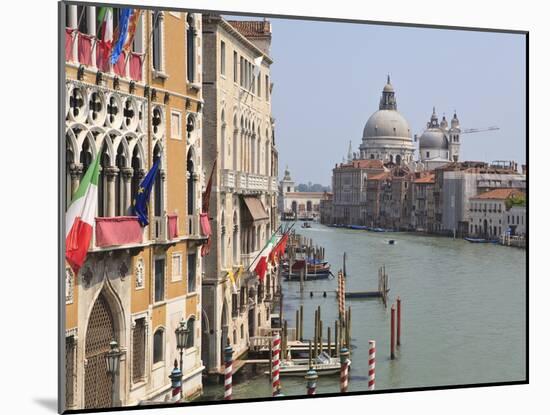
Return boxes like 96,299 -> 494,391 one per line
245,224 -> 283,273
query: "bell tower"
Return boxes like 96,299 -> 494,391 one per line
449,111 -> 461,162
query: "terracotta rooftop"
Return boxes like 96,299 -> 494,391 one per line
368,172 -> 390,181
471,188 -> 525,200
414,174 -> 435,184
227,20 -> 271,38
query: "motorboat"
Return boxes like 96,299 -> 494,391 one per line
264,351 -> 346,377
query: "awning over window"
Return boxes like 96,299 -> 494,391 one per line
243,196 -> 269,222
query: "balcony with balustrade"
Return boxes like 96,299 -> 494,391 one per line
220,169 -> 278,195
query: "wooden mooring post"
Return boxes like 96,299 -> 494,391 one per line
397,296 -> 402,347
299,304 -> 304,341
390,304 -> 396,359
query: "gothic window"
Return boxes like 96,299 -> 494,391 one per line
97,151 -> 110,218
153,329 -> 164,364
187,148 -> 195,216
115,143 -> 126,216
186,317 -> 196,348
131,146 -> 142,206
187,253 -> 197,293
153,144 -> 162,217
232,293 -> 239,318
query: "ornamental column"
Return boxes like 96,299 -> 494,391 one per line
69,163 -> 83,196
105,167 -> 119,217
121,167 -> 134,215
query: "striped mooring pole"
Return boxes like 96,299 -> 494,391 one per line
224,342 -> 233,400
368,340 -> 376,390
272,332 -> 281,396
168,359 -> 182,399
305,367 -> 318,395
339,347 -> 350,393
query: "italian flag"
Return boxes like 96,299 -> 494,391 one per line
66,152 -> 101,274
253,233 -> 278,281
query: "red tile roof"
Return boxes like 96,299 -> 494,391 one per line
227,20 -> 271,38
368,172 -> 390,181
414,174 -> 435,184
471,188 -> 525,200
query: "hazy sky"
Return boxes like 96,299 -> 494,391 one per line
260,18 -> 526,186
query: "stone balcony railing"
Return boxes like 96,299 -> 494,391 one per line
221,169 -> 278,194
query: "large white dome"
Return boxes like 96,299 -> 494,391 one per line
363,109 -> 412,140
419,129 -> 448,149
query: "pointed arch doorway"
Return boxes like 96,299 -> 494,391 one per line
84,293 -> 117,409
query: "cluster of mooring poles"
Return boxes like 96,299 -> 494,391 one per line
217,229 -> 405,400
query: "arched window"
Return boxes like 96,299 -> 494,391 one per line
131,146 -> 142,207
396,154 -> 402,165
306,201 -> 312,212
115,142 -> 126,216
186,14 -> 196,82
152,11 -> 162,72
187,149 -> 195,216
186,317 -> 196,348
370,154 -> 374,159
97,149 -> 110,218
153,144 -> 162,217
153,329 -> 164,364
256,226 -> 261,251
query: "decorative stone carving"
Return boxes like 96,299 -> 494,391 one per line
121,167 -> 134,181
69,163 -> 83,180
119,261 -> 129,281
82,266 -> 93,288
135,258 -> 144,289
66,267 -> 74,304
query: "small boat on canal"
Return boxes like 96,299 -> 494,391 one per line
264,352 -> 345,377
464,237 -> 500,243
301,221 -> 312,229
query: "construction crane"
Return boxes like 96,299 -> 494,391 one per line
461,126 -> 500,134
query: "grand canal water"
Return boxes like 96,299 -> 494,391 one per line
201,222 -> 526,400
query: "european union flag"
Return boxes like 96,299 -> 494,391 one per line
133,159 -> 160,226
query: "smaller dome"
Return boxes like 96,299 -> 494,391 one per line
383,83 -> 394,93
419,129 -> 448,149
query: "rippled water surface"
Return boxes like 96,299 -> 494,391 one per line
201,223 -> 526,399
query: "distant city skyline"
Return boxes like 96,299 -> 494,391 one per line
264,18 -> 526,185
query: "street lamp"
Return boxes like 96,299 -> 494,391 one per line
175,319 -> 190,400
105,340 -> 122,407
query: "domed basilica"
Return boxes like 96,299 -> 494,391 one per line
358,76 -> 415,164
352,76 -> 461,170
